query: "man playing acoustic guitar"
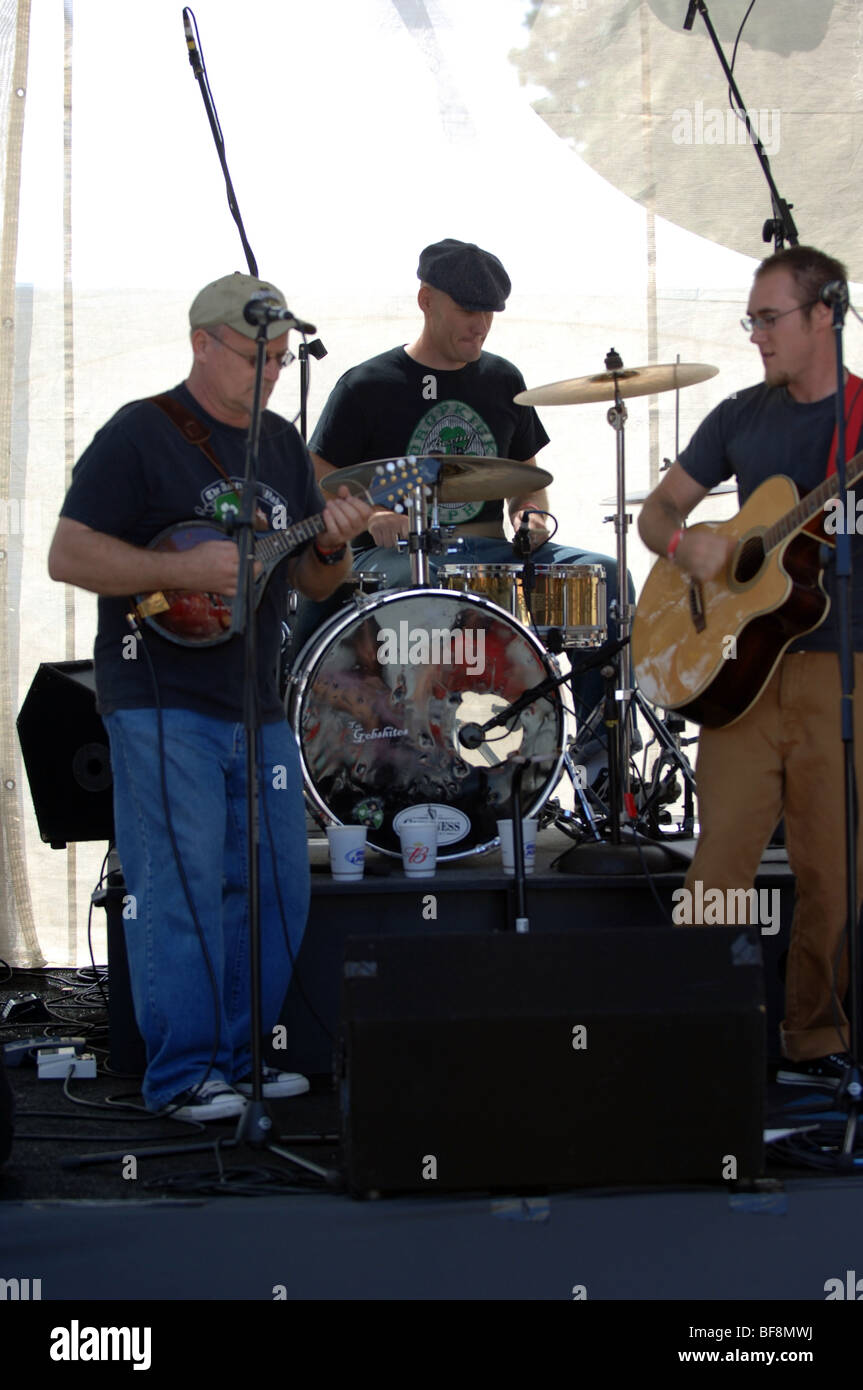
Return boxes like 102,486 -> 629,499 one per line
48,273 -> 374,1120
638,245 -> 863,1088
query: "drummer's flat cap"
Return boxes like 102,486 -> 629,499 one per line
417,239 -> 511,312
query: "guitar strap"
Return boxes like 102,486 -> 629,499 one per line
826,373 -> 863,477
147,392 -> 237,490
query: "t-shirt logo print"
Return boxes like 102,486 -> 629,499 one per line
408,400 -> 497,525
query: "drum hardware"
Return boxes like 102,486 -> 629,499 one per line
515,352 -> 718,865
636,712 -> 698,839
560,749 -> 603,841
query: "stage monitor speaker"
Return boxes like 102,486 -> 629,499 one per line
17,660 -> 114,847
339,928 -> 765,1196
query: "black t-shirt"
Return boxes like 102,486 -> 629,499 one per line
308,346 -> 550,548
679,381 -> 863,651
60,383 -> 323,721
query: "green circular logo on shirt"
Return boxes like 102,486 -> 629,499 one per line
407,401 -> 497,524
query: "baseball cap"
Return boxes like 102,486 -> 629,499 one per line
189,272 -> 289,340
417,238 -> 511,312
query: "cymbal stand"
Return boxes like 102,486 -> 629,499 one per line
406,483 -> 431,586
603,347 -> 635,799
403,479 -> 450,586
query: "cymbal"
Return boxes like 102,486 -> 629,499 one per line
321,455 -> 553,504
514,362 -> 719,406
601,482 -> 738,504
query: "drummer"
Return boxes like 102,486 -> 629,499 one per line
295,237 -> 632,727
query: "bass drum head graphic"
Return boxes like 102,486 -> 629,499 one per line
287,589 -> 566,858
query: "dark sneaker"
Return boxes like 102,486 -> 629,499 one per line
165,1079 -> 247,1122
776,1053 -> 850,1089
235,1066 -> 310,1099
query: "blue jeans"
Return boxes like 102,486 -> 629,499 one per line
290,538 -> 635,724
104,708 -> 310,1111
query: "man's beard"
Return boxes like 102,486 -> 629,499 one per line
764,363 -> 790,388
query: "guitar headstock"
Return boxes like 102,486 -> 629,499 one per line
365,455 -> 442,510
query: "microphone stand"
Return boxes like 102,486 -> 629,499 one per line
182,7 -> 259,276
509,761 -> 530,934
182,9 -> 319,441
458,635 -> 629,751
229,316 -> 335,1182
682,1 -> 798,250
298,338 -> 328,443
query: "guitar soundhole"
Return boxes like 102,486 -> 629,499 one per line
734,535 -> 765,585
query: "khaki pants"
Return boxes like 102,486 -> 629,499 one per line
685,651 -> 863,1060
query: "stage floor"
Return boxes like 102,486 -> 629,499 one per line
2,839 -> 856,1320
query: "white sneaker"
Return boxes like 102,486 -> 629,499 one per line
165,1079 -> 246,1122
235,1066 -> 310,1099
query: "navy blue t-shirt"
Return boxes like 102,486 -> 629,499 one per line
60,383 -> 324,721
679,381 -> 863,651
309,345 -> 550,547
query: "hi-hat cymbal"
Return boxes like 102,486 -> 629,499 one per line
321,455 -> 553,504
514,362 -> 719,406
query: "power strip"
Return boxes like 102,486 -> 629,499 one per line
37,1047 -> 97,1079
3,1037 -> 88,1067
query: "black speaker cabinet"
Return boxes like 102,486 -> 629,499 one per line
339,928 -> 766,1196
17,660 -> 113,847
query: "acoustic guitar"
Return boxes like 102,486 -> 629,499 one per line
632,451 -> 863,728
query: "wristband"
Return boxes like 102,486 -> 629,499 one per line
313,539 -> 347,565
666,527 -> 684,562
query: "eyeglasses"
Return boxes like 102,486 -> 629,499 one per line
206,331 -> 295,370
740,299 -> 818,334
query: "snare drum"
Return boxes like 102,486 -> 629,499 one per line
287,588 -> 566,858
438,563 -> 606,647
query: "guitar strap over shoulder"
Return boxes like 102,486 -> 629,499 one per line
826,373 -> 863,477
147,392 -> 238,491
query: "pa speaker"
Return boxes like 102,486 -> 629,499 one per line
339,928 -> 765,1196
17,660 -> 113,847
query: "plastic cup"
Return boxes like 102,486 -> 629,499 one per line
496,818 -> 538,876
399,823 -> 438,878
326,824 -> 367,881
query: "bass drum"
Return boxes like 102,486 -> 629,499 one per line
287,588 -> 566,859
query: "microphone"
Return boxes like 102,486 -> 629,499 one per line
182,9 -> 203,78
243,292 -> 317,336
512,509 -> 533,560
820,281 -> 849,307
683,1 -> 698,29
457,723 -> 485,750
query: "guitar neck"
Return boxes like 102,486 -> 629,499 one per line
254,511 -> 330,574
764,447 -> 863,551
247,457 -> 438,578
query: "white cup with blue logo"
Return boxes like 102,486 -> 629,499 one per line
326,824 -> 367,881
496,819 -> 538,876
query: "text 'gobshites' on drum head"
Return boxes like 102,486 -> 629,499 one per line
287,589 -> 566,859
